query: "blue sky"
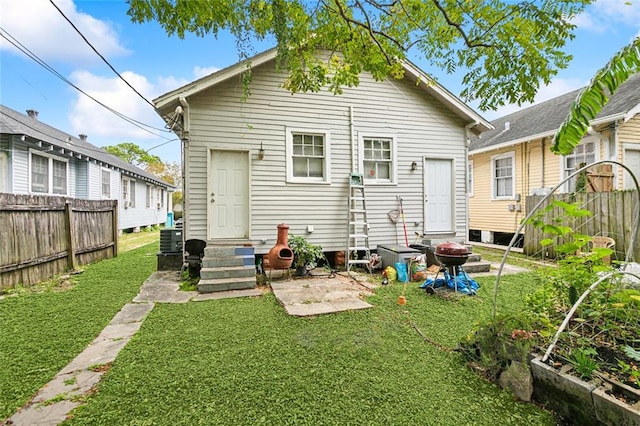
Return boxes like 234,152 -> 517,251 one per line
1,0 -> 639,163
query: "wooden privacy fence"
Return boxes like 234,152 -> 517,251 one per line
523,190 -> 640,261
0,194 -> 118,289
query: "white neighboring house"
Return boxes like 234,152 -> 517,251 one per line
0,105 -> 174,232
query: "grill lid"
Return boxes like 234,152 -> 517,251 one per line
435,242 -> 469,257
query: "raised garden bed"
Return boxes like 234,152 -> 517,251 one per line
530,357 -> 640,425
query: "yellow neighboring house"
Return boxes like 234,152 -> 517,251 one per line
468,73 -> 640,246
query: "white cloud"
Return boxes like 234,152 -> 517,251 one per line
574,0 -> 640,34
68,70 -> 169,141
0,0 -> 129,64
193,66 -> 221,79
484,78 -> 586,120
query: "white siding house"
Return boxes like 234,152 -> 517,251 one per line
153,49 -> 491,257
0,105 -> 174,232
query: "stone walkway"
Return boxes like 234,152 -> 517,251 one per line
6,272 -> 260,426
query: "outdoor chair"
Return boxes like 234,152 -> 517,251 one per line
589,236 -> 616,264
183,239 -> 207,277
578,236 -> 616,265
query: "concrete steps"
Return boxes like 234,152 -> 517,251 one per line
197,246 -> 256,293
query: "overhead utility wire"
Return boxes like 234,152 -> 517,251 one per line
48,0 -> 178,128
0,27 -> 171,138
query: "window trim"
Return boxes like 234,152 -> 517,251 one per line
101,168 -> 111,198
491,151 -> 515,200
122,177 -> 137,208
285,127 -> 331,184
28,149 -> 69,195
561,138 -> 598,193
467,159 -> 474,197
358,134 -> 397,185
146,184 -> 152,208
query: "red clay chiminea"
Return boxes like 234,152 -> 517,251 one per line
268,223 -> 294,270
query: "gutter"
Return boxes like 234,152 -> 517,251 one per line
179,97 -> 190,242
471,114 -> 628,157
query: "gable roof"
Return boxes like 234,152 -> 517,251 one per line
0,104 -> 173,188
470,73 -> 640,154
153,47 -> 492,135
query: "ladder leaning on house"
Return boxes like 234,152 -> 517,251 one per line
347,173 -> 372,273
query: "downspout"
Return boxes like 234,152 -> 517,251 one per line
611,121 -> 620,188
349,106 -> 356,172
464,121 -> 479,243
179,97 -> 190,244
541,137 -> 545,188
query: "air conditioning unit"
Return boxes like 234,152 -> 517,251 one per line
160,228 -> 182,253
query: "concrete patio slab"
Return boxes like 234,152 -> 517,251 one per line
271,274 -> 373,316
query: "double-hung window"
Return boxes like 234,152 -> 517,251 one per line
564,141 -> 596,192
146,185 -> 152,208
361,136 -> 395,183
286,128 -> 331,183
492,152 -> 515,199
30,151 -> 68,195
122,178 -> 136,207
101,170 -> 111,198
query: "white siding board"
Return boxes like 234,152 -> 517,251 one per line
11,140 -> 29,193
184,60 -> 469,253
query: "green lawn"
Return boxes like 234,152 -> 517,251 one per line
2,244 -> 555,425
0,244 -> 158,419
118,228 -> 160,252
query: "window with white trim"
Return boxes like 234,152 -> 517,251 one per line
468,160 -> 474,197
361,137 -> 395,183
146,184 -> 152,208
286,128 -> 331,183
564,140 -> 596,192
492,152 -> 515,199
129,180 -> 136,207
122,178 -> 136,208
101,170 -> 111,198
30,151 -> 68,195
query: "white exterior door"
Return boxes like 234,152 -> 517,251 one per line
209,150 -> 249,239
624,147 -> 640,190
424,158 -> 454,233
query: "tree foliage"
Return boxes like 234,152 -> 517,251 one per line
103,142 -> 182,188
552,37 -> 640,155
103,142 -> 162,170
127,0 -> 590,111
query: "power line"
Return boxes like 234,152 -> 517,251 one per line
48,0 -> 177,128
0,26 -> 172,138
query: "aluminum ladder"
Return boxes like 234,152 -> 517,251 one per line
347,173 -> 371,273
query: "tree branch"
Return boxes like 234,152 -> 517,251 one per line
430,0 -> 492,48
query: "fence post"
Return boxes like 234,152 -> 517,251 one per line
64,202 -> 77,269
112,201 -> 119,257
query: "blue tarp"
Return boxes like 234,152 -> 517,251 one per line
420,270 -> 480,295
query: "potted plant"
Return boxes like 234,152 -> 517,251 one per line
288,234 -> 323,276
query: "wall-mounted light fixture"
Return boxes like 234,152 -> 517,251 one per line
410,161 -> 418,171
258,142 -> 265,160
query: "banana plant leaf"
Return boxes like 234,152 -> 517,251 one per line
552,37 -> 640,155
